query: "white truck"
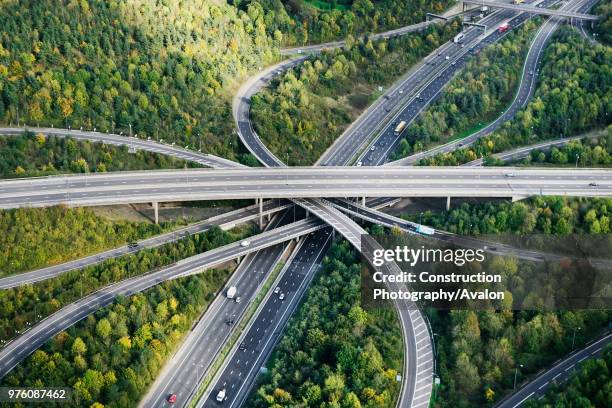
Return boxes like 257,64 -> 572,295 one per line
394,120 -> 407,136
416,225 -> 435,235
226,286 -> 237,299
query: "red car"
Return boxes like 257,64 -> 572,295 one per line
167,394 -> 177,404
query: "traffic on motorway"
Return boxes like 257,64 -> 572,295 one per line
0,0 -> 608,407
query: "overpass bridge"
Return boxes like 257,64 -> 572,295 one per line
463,0 -> 600,20
0,167 -> 609,210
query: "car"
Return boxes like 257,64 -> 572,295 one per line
225,319 -> 235,325
239,342 -> 246,351
529,70 -> 533,75
445,55 -> 450,60
458,143 -> 463,147
235,296 -> 241,303
127,242 -> 138,249
460,44 -> 465,48
274,286 -> 281,294
216,389 -> 227,402
451,61 -> 456,66
505,172 -> 515,178
385,107 -> 391,112
297,49 -> 302,54
167,394 -> 177,404
438,52 -> 442,56
370,146 -> 376,151
356,161 -> 362,167
240,240 -> 250,247
279,293 -> 285,300
589,182 -> 598,187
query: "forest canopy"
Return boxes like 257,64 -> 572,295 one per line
0,0 -> 278,161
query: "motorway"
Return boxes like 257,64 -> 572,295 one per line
0,167 -> 610,208
322,0 -> 555,167
463,0 -> 599,20
0,200 -> 290,289
0,218 -> 325,380
0,127 -> 243,169
142,207 -> 299,407
199,228 -> 333,408
388,0 -> 598,166
496,332 -> 612,407
144,198 -> 393,407
367,0 -> 565,167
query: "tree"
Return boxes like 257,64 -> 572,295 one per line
72,337 -> 87,356
96,319 -> 112,339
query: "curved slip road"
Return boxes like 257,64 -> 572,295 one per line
0,127 -> 243,169
496,332 -> 612,407
0,200 -> 290,289
462,133 -> 602,167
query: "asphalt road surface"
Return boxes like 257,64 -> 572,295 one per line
0,167 -> 610,208
496,332 -> 612,407
0,219 -> 324,381
142,209 -> 302,407
462,134 -> 600,167
0,127 -> 242,169
0,201 -> 289,289
387,0 -> 596,166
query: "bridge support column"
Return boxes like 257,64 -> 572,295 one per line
362,196 -> 366,206
258,198 -> 263,229
446,196 -> 451,211
153,201 -> 159,224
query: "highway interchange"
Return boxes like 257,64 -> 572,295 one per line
0,1 -> 609,407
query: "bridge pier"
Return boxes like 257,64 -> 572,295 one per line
258,198 -> 263,229
153,201 -> 159,224
362,196 -> 366,206
446,196 -> 451,211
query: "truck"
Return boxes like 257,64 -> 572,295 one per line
498,22 -> 510,33
416,225 -> 435,235
226,286 -> 237,299
453,33 -> 465,44
480,5 -> 489,12
513,0 -> 524,4
216,389 -> 227,402
394,120 -> 407,136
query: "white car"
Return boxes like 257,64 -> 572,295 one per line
505,173 -> 515,178
445,55 -> 450,60
240,240 -> 250,247
279,293 -> 285,300
274,286 -> 281,294
357,161 -> 363,167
